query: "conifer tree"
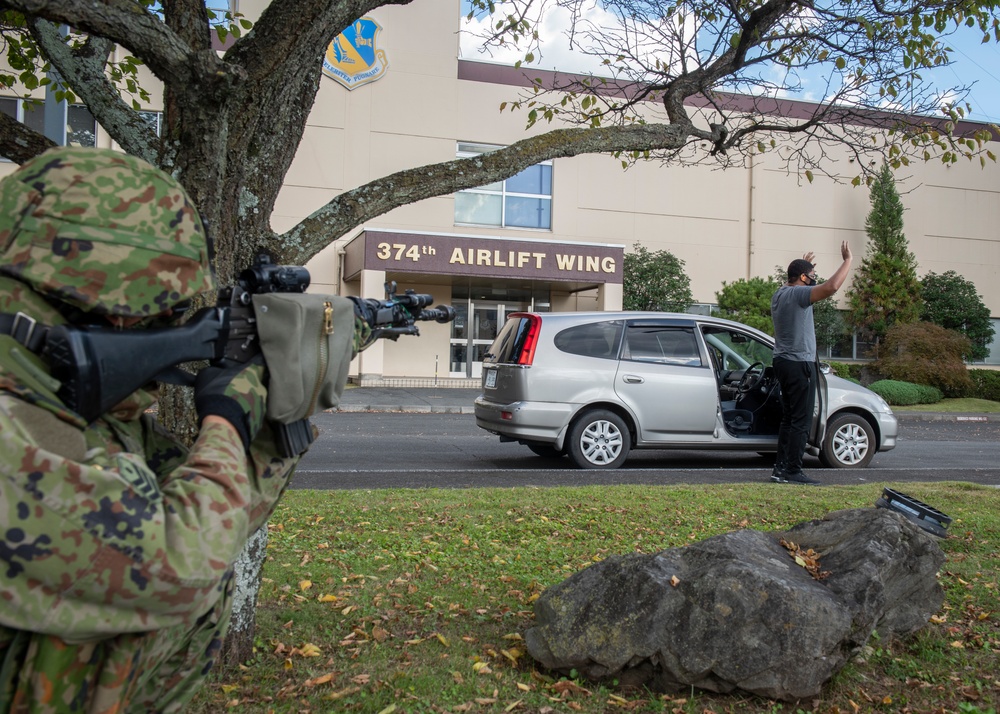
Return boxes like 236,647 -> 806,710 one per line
845,163 -> 922,357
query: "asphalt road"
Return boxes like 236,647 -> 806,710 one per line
291,412 -> 1000,490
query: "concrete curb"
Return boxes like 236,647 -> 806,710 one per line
329,405 -> 994,421
331,405 -> 476,415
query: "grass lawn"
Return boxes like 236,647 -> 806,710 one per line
190,482 -> 999,714
893,398 -> 1000,413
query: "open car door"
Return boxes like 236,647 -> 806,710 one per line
808,361 -> 828,454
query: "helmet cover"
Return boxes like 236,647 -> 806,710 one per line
0,146 -> 215,317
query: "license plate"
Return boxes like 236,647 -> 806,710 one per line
484,369 -> 497,389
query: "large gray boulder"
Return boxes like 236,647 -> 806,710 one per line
525,507 -> 945,701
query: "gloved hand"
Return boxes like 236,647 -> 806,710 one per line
347,297 -> 386,327
194,356 -> 267,451
347,296 -> 395,354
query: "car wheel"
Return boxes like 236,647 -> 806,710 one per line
567,409 -> 630,469
527,443 -> 564,458
820,413 -> 876,468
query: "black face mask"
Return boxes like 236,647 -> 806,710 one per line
803,274 -> 817,287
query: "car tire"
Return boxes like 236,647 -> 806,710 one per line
820,413 -> 876,468
527,443 -> 564,458
567,409 -> 630,469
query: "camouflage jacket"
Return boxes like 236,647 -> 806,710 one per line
0,278 -> 348,643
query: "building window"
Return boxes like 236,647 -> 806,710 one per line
0,97 -> 97,159
455,142 -> 552,230
138,110 -> 162,136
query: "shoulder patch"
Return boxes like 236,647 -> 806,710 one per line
7,399 -> 87,462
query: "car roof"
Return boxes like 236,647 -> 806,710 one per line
514,311 -> 774,342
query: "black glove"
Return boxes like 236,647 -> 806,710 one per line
348,296 -> 391,327
194,357 -> 267,451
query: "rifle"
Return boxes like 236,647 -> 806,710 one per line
43,254 -> 455,437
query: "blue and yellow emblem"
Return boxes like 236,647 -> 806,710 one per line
323,17 -> 389,90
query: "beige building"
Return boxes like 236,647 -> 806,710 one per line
4,0 -> 999,382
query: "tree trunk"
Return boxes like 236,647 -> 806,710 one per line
218,526 -> 268,666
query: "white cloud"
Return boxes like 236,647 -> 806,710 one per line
459,4 -> 614,75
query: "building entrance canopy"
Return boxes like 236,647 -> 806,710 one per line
343,229 -> 624,285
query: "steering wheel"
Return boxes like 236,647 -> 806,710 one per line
736,362 -> 765,395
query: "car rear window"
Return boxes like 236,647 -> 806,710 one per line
486,315 -> 536,364
554,321 -> 623,359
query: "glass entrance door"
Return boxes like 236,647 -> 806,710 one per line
450,300 -> 525,378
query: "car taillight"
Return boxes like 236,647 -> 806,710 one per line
517,314 -> 541,365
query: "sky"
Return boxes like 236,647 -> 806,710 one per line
458,4 -> 1000,126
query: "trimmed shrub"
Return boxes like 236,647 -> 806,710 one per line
876,322 -> 974,397
827,361 -> 863,381
913,384 -> 944,404
967,369 -> 1000,402
869,380 -> 923,406
869,380 -> 942,406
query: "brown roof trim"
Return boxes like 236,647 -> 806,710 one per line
457,59 -> 998,140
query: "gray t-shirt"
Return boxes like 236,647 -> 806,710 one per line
771,285 -> 815,362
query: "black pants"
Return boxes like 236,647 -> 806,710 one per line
773,357 -> 817,474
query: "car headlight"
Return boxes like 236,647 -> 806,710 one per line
875,396 -> 893,415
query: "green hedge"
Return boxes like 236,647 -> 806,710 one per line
827,361 -> 863,381
967,369 -> 1000,401
869,379 -> 944,406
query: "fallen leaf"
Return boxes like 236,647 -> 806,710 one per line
351,674 -> 371,685
304,672 -> 335,687
299,579 -> 312,591
516,682 -> 532,692
377,705 -> 397,714
504,700 -> 523,711
475,698 -> 498,705
295,642 -> 322,657
551,680 -> 591,697
318,594 -> 338,603
501,648 -> 522,663
436,632 -> 450,647
327,686 -> 360,701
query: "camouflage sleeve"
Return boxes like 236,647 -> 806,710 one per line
0,402 -> 295,643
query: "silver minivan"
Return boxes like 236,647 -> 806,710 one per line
475,311 -> 898,470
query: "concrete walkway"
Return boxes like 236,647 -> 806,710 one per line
333,385 -> 997,421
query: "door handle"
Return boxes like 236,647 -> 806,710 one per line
623,375 -> 644,384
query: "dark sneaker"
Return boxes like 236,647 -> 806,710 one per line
772,469 -> 821,485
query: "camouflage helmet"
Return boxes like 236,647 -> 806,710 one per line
0,146 -> 215,317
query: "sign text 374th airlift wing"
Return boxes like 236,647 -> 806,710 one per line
323,18 -> 388,90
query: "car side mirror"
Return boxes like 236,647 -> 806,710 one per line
818,362 -> 831,374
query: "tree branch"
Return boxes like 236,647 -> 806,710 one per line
5,0 -> 230,92
28,18 -> 160,163
0,109 -> 54,163
277,121 -> 697,262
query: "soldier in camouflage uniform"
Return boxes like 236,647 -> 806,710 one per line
0,147 -> 363,713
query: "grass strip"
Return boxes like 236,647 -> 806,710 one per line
191,482 -> 999,714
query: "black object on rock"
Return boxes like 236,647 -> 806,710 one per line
875,487 -> 951,538
524,507 -> 946,702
